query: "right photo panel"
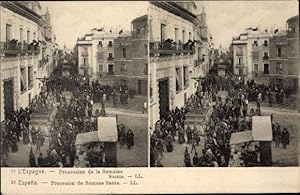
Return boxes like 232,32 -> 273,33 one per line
149,1 -> 299,167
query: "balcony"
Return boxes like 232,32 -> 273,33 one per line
235,63 -> 245,68
150,41 -> 195,56
0,41 -> 40,55
263,56 -> 269,60
80,64 -> 89,69
107,56 -> 114,61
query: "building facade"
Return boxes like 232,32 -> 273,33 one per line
286,15 -> 299,92
0,1 -> 57,121
232,28 -> 273,84
149,1 -> 197,128
77,28 -> 119,80
113,15 -> 148,96
233,15 -> 299,91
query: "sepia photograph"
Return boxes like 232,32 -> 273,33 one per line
149,1 -> 299,167
1,0 -> 300,194
0,1 -> 149,167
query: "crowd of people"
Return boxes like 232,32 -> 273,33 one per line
1,73 -> 137,167
150,71 -> 291,167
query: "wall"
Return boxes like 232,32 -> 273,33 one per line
149,4 -> 194,42
0,6 -> 39,43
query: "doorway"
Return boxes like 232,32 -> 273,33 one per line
4,79 -> 14,119
158,79 -> 169,119
108,64 -> 114,74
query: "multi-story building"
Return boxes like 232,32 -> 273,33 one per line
192,6 -> 211,93
76,28 -> 119,80
233,15 -> 299,91
0,1 -> 57,121
286,15 -> 299,92
232,28 -> 273,84
149,1 -> 197,128
113,15 -> 148,96
269,31 -> 288,89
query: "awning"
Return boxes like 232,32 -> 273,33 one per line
75,116 -> 118,145
75,131 -> 98,145
98,117 -> 118,142
230,130 -> 253,145
252,116 -> 273,141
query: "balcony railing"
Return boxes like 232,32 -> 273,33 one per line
263,56 -> 269,60
0,41 -> 40,55
235,63 -> 245,68
107,56 -> 114,61
80,64 -> 89,69
150,41 -> 195,56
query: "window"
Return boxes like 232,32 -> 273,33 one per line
99,64 -> 103,72
189,32 -> 192,41
263,64 -> 269,74
98,41 -> 103,47
253,40 -> 258,45
237,47 -> 243,55
175,28 -> 179,42
144,63 -> 148,75
20,28 -> 23,42
264,40 -> 268,46
84,70 -> 88,76
122,48 -> 126,58
176,67 -> 182,92
144,44 -> 148,56
27,30 -> 30,43
276,63 -> 282,74
108,41 -> 112,47
20,68 -> 27,92
263,52 -> 269,60
182,30 -> 185,43
183,66 -> 189,87
252,51 -> 259,60
121,64 -> 127,74
254,64 -> 258,71
82,47 -> 88,56
277,47 -> 282,57
108,53 -> 113,58
238,57 -> 243,64
137,28 -> 140,34
239,69 -> 243,76
28,66 -> 33,88
6,24 -> 12,42
83,58 -> 88,65
161,24 -> 166,42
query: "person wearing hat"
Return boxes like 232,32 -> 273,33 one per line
192,152 -> 199,167
281,128 -> 289,149
126,129 -> 134,149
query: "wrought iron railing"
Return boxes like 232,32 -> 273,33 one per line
0,41 -> 40,55
150,41 -> 195,56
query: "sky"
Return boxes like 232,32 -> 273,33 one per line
41,1 -> 148,49
41,1 -> 298,50
198,0 -> 299,50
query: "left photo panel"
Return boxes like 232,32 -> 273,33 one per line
0,1 -> 149,167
